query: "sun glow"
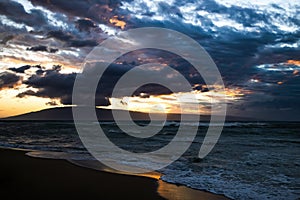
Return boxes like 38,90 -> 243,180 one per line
105,87 -> 246,115
0,87 -> 63,118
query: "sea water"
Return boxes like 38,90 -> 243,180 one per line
0,121 -> 299,199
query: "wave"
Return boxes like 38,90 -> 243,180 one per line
0,121 -> 299,199
164,121 -> 268,127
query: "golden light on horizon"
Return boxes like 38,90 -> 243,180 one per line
0,87 -> 63,118
105,87 -> 247,115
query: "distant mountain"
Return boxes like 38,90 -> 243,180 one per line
4,107 -> 75,121
2,107 -> 151,121
2,107 -> 254,121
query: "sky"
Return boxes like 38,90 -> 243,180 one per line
0,0 -> 299,120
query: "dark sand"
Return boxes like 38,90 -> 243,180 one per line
0,148 -> 228,200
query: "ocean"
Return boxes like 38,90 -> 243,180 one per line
0,121 -> 299,199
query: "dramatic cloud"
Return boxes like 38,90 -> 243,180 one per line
29,0 -> 122,23
0,35 -> 14,44
46,30 -> 98,47
67,39 -> 98,47
46,30 -> 73,42
18,65 -> 76,104
76,19 -> 97,32
0,72 -> 21,90
0,0 -> 299,119
9,65 -> 41,73
16,61 -> 194,106
17,65 -> 111,105
9,65 -> 30,73
26,45 -> 59,53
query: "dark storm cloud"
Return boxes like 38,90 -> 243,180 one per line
16,61 -> 184,106
120,0 -> 299,82
27,45 -> 46,52
16,89 -> 36,98
46,30 -> 98,47
76,19 -> 97,32
1,0 -> 299,120
132,84 -> 172,96
46,30 -> 73,41
29,0 -> 122,22
230,78 -> 300,121
26,45 -> 59,53
9,65 -> 30,73
0,35 -> 14,44
9,65 -> 41,73
118,0 -> 299,120
0,0 -> 47,28
18,65 -> 77,104
36,69 -> 44,75
30,0 -> 93,17
68,39 -> 98,47
0,72 -> 21,90
0,0 -> 103,53
17,65 -> 111,105
113,49 -> 205,87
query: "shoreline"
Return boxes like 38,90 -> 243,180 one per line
0,147 -> 228,200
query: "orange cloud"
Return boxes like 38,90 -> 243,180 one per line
109,16 -> 126,29
286,60 -> 300,66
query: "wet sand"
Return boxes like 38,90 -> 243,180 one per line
0,148 -> 228,200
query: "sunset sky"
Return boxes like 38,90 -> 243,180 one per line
0,0 -> 299,120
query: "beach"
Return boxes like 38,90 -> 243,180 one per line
0,148 -> 227,200
0,121 -> 298,199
